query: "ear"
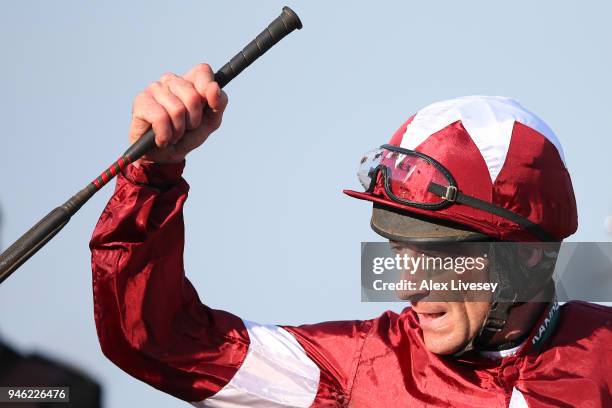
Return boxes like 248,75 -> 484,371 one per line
519,246 -> 543,267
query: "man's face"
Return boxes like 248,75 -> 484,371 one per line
389,241 -> 492,355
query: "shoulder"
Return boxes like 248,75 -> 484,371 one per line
280,309 -> 417,398
559,301 -> 612,327
281,318 -> 374,366
284,308 -> 417,341
370,307 -> 419,333
284,317 -> 373,339
541,302 -> 612,385
285,308 -> 420,359
554,301 -> 612,345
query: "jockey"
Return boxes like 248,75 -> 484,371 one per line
90,65 -> 611,407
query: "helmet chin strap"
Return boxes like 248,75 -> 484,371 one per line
452,282 -> 556,356
451,244 -> 556,357
451,297 -> 518,356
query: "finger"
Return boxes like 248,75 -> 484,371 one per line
203,82 -> 229,130
160,73 -> 203,131
131,91 -> 173,148
205,82 -> 228,112
148,80 -> 187,144
184,63 -> 215,99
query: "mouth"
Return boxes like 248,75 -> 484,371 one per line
419,311 -> 446,320
413,305 -> 450,331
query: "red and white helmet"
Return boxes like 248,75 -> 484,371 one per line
345,95 -> 577,242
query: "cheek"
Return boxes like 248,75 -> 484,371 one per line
419,302 -> 492,355
464,302 -> 492,336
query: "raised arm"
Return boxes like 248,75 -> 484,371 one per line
89,64 -> 370,406
90,64 -> 243,402
90,160 -> 251,402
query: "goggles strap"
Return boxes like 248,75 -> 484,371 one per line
428,183 -> 555,242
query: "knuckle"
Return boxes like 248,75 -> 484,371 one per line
160,72 -> 176,82
195,63 -> 212,74
172,74 -> 188,84
133,93 -> 159,118
168,101 -> 186,120
133,91 -> 149,108
150,110 -> 167,124
147,80 -> 163,92
185,92 -> 201,111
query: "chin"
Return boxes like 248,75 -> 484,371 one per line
422,331 -> 466,355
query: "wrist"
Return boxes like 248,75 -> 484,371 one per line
133,155 -> 186,167
124,160 -> 186,187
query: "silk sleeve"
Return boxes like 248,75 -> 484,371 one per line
90,162 -> 369,406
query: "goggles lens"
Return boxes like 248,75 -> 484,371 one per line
358,148 -> 385,189
358,145 -> 455,208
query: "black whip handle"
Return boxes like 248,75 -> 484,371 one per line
0,184 -> 97,284
123,6 -> 302,161
0,6 -> 302,284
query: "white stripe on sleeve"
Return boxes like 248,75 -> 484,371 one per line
192,320 -> 320,408
508,387 -> 529,408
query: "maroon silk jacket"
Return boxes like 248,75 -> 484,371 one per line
90,162 -> 612,408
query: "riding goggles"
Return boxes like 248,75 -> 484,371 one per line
357,144 -> 555,242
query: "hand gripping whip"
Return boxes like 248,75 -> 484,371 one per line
0,6 -> 302,284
